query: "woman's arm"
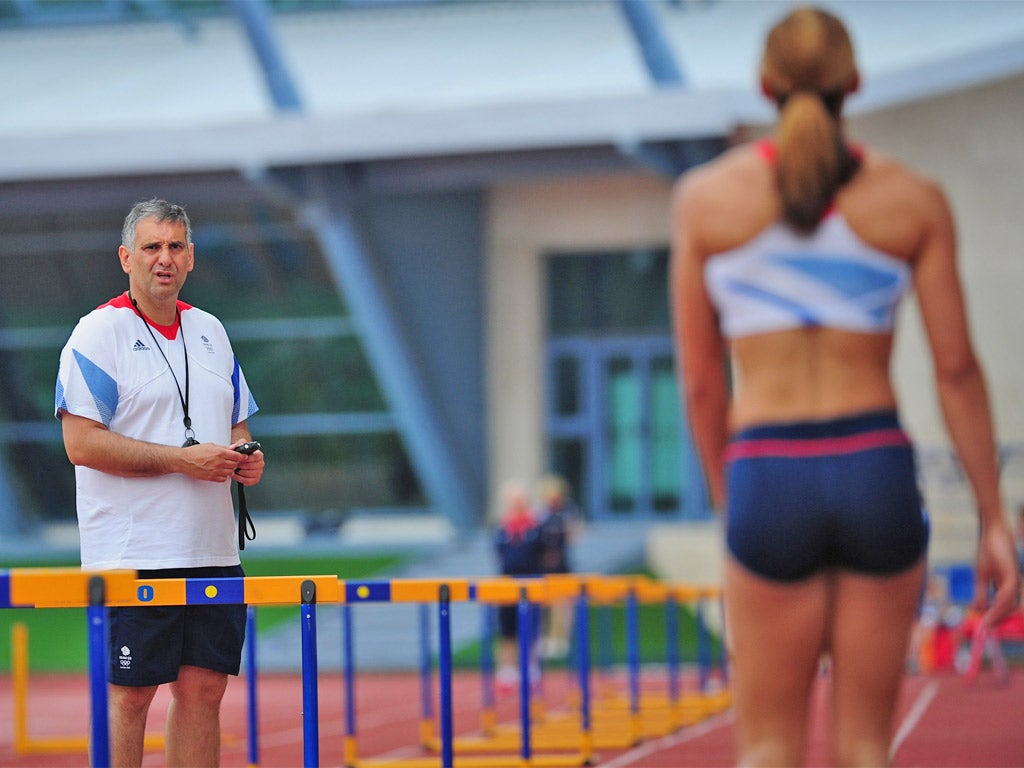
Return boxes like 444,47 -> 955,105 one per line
670,174 -> 730,510
912,178 -> 1020,626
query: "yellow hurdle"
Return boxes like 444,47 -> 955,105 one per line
8,568 -> 137,608
3,569 -> 729,767
10,621 -> 164,756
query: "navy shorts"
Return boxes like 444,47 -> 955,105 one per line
108,565 -> 246,687
725,410 -> 928,582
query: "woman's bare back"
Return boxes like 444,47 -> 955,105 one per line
678,141 -> 947,428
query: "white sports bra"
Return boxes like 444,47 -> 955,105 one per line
704,209 -> 911,340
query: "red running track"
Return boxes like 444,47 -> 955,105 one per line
1,667 -> 1021,767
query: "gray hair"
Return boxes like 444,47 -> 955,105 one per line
121,198 -> 192,250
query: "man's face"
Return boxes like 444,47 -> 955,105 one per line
118,217 -> 194,305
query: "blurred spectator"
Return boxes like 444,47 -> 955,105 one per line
493,481 -> 542,693
535,474 -> 582,659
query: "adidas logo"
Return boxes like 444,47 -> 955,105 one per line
132,339 -> 150,352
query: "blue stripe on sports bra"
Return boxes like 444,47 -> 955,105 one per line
704,215 -> 911,338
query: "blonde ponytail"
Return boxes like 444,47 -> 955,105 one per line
775,92 -> 849,232
760,7 -> 860,231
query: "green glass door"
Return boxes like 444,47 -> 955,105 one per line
546,337 -> 706,519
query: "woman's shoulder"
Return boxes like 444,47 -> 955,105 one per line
854,147 -> 947,201
842,146 -> 954,259
848,147 -> 951,215
675,142 -> 767,194
672,141 -> 778,250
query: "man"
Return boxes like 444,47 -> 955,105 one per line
55,199 -> 264,767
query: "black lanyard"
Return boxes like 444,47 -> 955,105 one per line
129,292 -> 195,447
129,292 -> 256,550
237,484 -> 255,550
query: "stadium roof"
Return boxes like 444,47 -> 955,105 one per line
1,0 -> 1023,182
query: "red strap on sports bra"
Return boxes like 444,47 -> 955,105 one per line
756,139 -> 863,219
756,138 -> 777,164
756,138 -> 864,164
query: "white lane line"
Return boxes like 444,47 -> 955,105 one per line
890,679 -> 940,761
599,710 -> 736,768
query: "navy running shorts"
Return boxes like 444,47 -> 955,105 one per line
108,565 -> 246,687
724,410 -> 928,582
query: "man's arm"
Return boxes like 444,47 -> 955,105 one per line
61,411 -> 245,483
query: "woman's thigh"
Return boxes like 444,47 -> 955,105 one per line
828,561 -> 926,764
724,558 -> 830,765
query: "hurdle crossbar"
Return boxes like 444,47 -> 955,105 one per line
3,569 -> 728,768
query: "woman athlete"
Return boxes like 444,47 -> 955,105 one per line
670,7 -> 1020,766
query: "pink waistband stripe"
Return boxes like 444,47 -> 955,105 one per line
725,428 -> 911,461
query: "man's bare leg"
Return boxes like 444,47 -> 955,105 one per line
109,683 -> 157,768
165,665 -> 229,767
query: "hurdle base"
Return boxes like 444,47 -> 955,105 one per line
15,732 -> 164,757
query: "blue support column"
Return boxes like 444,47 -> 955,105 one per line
616,0 -> 685,86
437,585 -> 454,768
300,580 -> 319,768
480,604 -> 495,711
516,588 -> 533,763
246,605 -> 259,767
302,203 -> 475,531
575,585 -> 592,755
615,1 -> 728,183
87,576 -> 109,768
230,0 -> 303,112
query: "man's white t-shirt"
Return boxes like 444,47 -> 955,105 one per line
55,293 -> 258,570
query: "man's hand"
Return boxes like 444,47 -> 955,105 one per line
228,440 -> 265,486
180,443 -> 251,483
